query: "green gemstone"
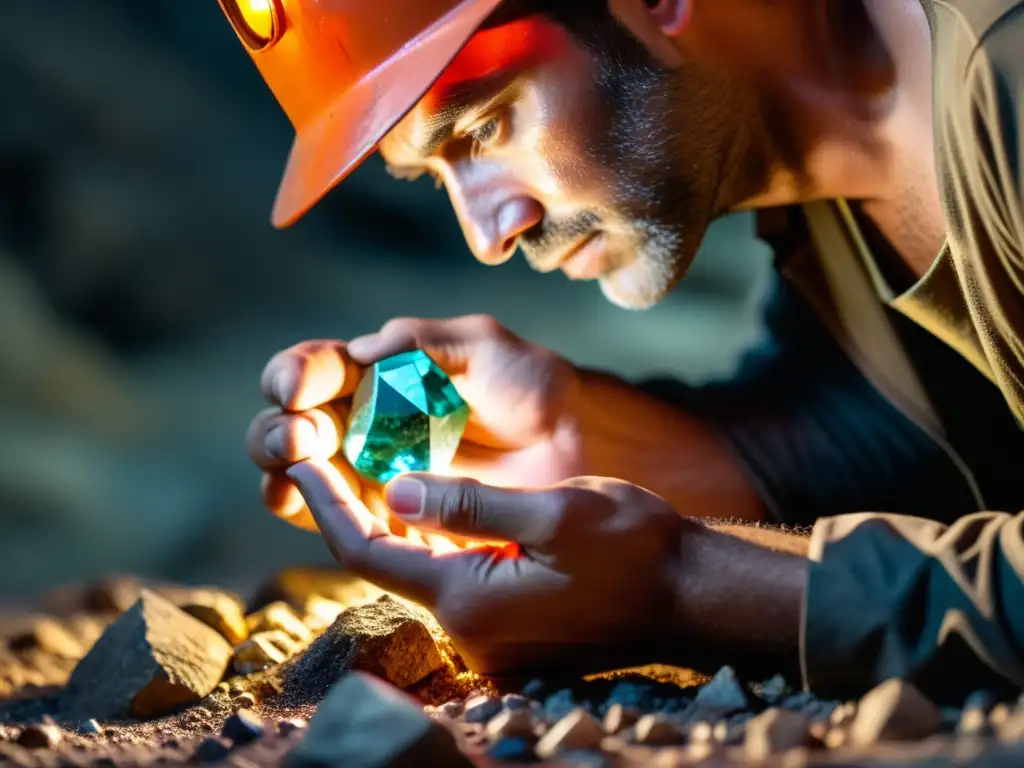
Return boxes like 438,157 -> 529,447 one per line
342,350 -> 469,484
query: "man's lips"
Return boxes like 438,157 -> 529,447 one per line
560,233 -> 609,280
533,233 -> 608,279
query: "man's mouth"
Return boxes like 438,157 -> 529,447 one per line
558,232 -> 609,280
530,232 -> 608,279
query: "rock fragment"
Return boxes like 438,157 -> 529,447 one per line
848,679 -> 943,745
75,720 -> 102,736
603,703 -> 639,734
535,708 -> 604,759
501,693 -> 531,711
8,618 -> 85,659
693,666 -> 750,717
463,694 -> 501,724
284,671 -> 473,768
743,708 -> 812,761
60,590 -> 232,718
278,719 -> 307,737
245,602 -> 312,646
249,568 -> 387,616
485,708 -> 536,740
232,630 -> 304,675
194,736 -> 232,763
179,592 -> 248,646
16,722 -> 61,750
486,736 -> 535,762
634,714 -> 684,746
282,596 -> 443,703
221,710 -> 264,746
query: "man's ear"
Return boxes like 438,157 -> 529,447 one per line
607,0 -> 690,67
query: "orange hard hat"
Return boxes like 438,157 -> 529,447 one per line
217,0 -> 506,228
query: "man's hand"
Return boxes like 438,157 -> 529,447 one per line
285,461 -> 805,676
246,315 -> 585,536
247,314 -> 765,537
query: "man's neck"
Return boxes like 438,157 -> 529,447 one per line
731,0 -> 946,277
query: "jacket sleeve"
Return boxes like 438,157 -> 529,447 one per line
930,1 -> 1024,423
802,510 -> 1024,702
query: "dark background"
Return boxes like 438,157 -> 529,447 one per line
0,1 -> 772,599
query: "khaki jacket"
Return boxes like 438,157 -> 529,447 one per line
767,0 -> 1024,700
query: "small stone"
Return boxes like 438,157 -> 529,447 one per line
756,675 -> 791,706
232,631 -> 302,675
284,671 -> 473,768
743,708 -> 812,761
998,709 -> 1024,741
501,693 -> 531,711
605,681 -> 658,711
282,596 -> 443,702
234,693 -> 257,709
829,701 -> 857,726
634,714 -> 683,746
248,568 -> 388,616
301,597 -> 346,633
486,708 -> 536,740
693,666 -> 749,717
520,679 -> 547,700
245,602 -> 312,646
486,736 -> 535,762
278,719 -> 307,737
990,703 -> 1012,728
535,708 -> 604,759
543,688 -> 577,722
180,592 -> 249,646
602,703 -> 639,734
222,710 -> 264,746
464,695 -> 501,724
849,679 -> 943,746
439,701 -> 464,719
75,720 -> 101,736
16,723 -> 61,749
9,619 -> 85,659
342,349 -> 469,483
194,736 -> 232,763
959,691 -> 997,737
60,590 -> 232,718
688,721 -> 713,743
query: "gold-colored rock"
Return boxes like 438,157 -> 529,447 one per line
233,630 -> 305,676
178,592 -> 249,646
246,602 -> 313,645
61,590 -> 232,718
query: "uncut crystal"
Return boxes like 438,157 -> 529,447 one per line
342,350 -> 469,483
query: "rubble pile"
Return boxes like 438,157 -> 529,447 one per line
2,570 -> 1024,767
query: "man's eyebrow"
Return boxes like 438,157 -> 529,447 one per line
387,74 -> 515,173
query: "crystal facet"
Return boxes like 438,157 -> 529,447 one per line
343,350 -> 469,484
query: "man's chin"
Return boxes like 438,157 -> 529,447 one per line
597,261 -> 674,310
598,275 -> 664,310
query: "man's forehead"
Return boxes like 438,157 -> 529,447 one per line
423,15 -> 570,109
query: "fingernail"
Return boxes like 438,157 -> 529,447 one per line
273,368 -> 298,406
346,335 -> 375,359
386,477 -> 427,519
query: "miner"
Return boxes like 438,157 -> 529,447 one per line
230,0 -> 1024,700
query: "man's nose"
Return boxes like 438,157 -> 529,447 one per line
458,196 -> 546,266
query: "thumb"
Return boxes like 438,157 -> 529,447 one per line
384,474 -> 559,547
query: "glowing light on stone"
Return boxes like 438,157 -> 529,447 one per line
343,350 -> 469,484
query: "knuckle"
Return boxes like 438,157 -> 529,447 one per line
465,313 -> 502,337
438,480 -> 485,529
379,316 -> 422,340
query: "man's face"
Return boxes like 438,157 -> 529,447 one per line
379,14 -> 742,309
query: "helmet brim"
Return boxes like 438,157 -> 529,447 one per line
270,0 -> 503,228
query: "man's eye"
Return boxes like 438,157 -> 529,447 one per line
468,115 -> 504,147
